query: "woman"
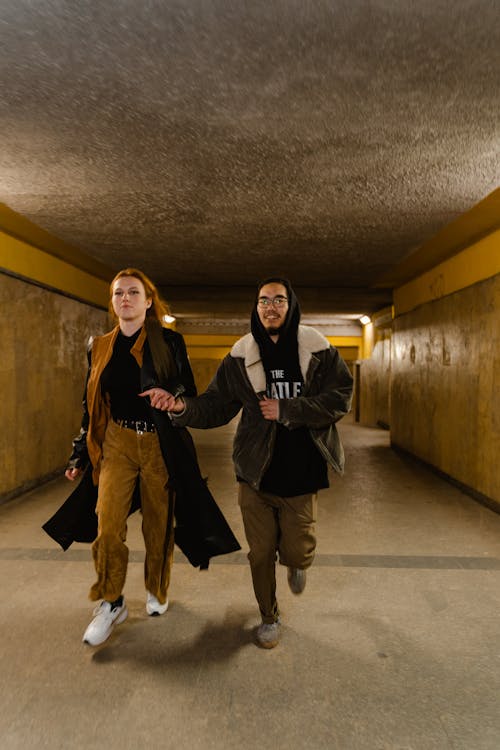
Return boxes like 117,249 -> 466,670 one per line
44,268 -> 239,646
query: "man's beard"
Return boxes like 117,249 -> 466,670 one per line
265,322 -> 284,336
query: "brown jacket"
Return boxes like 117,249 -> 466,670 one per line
85,325 -> 147,482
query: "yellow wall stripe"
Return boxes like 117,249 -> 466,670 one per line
0,231 -> 109,308
376,188 -> 500,287
0,202 -> 113,280
394,229 -> 500,316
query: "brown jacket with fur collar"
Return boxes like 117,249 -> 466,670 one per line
173,325 -> 354,490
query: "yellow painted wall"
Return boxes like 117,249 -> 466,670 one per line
0,218 -> 114,500
359,220 -> 500,504
184,335 -> 236,391
358,308 -> 393,428
391,239 -> 500,504
0,273 -> 108,500
361,323 -> 374,360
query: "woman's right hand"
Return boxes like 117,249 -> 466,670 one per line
65,467 -> 83,481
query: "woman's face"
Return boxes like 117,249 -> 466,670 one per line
111,276 -> 152,325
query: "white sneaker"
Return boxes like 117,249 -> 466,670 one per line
146,592 -> 169,616
82,599 -> 128,646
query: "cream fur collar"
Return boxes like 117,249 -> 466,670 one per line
230,325 -> 330,393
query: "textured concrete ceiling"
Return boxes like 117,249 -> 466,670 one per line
1,0 -> 499,320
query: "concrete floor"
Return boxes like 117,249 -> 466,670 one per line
1,416 -> 500,750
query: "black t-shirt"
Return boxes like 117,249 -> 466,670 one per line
100,329 -> 150,421
259,345 -> 328,497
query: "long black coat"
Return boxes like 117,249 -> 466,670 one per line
42,328 -> 240,568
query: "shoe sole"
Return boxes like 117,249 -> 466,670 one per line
256,638 -> 279,649
287,571 -> 306,595
83,606 -> 128,646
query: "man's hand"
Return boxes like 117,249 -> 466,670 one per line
259,396 -> 279,421
139,387 -> 177,411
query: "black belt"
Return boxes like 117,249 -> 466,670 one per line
113,418 -> 156,434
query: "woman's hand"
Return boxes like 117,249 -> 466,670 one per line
65,467 -> 83,481
140,387 -> 177,411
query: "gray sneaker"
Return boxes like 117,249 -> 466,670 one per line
287,567 -> 306,594
83,599 -> 128,646
256,621 -> 280,649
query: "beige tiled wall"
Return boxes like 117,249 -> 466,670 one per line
0,273 -> 108,500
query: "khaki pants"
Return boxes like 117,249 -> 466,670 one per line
90,419 -> 173,604
238,483 -> 317,623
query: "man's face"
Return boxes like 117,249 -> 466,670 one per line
257,282 -> 289,334
111,276 -> 152,324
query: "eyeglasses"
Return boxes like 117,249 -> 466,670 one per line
257,296 -> 289,308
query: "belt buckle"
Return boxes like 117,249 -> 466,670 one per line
135,420 -> 147,435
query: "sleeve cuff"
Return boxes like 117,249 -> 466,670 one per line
168,397 -> 187,418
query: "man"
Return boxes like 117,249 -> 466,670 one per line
163,277 -> 353,649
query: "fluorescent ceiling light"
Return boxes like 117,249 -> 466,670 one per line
359,315 -> 371,325
163,314 -> 176,324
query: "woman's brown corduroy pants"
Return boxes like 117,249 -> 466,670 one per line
90,419 -> 174,605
